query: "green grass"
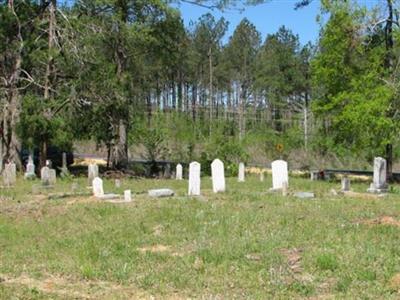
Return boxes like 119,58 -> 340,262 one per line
1,175 -> 400,298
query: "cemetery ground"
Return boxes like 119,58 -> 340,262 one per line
1,176 -> 400,299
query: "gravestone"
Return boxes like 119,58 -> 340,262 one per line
24,155 -> 36,179
60,152 -> 69,178
271,160 -> 289,190
260,172 -> 265,182
88,164 -> 99,186
188,161 -> 201,196
238,162 -> 245,182
3,162 -> 16,187
124,190 -> 132,202
341,177 -> 350,191
115,179 -> 121,188
148,189 -> 175,198
46,160 -> 52,168
176,164 -> 183,180
367,157 -> 388,193
92,177 -> 104,197
211,159 -> 225,193
41,166 -> 51,186
49,169 -> 56,186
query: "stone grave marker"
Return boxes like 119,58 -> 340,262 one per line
176,164 -> 183,180
24,155 -> 36,179
148,189 -> 175,198
124,190 -> 132,202
271,160 -> 288,190
238,162 -> 245,182
3,162 -> 16,187
188,161 -> 201,196
211,159 -> 225,193
88,164 -> 99,186
367,157 -> 388,193
41,166 -> 51,186
341,177 -> 350,191
260,172 -> 265,182
49,169 -> 57,186
92,177 -> 104,197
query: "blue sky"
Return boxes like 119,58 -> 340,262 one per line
175,0 -> 384,46
175,0 -> 322,46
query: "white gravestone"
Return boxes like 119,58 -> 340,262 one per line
188,161 -> 201,196
41,166 -> 51,186
176,164 -> 183,180
341,177 -> 350,191
92,177 -> 104,197
124,190 -> 132,202
238,162 -> 245,182
211,159 -> 225,193
88,164 -> 99,186
271,160 -> 289,190
367,157 -> 388,193
3,162 -> 16,187
24,155 -> 36,179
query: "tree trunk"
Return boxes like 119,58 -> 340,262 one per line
111,119 -> 128,169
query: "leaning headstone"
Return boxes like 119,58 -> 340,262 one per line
367,157 -> 388,193
238,162 -> 245,182
176,164 -> 183,180
124,190 -> 132,202
49,169 -> 56,186
211,159 -> 225,193
341,177 -> 350,191
92,177 -> 104,197
24,155 -> 36,179
88,164 -> 99,186
3,162 -> 16,187
148,188 -> 175,198
41,166 -> 50,186
271,160 -> 289,190
188,161 -> 201,196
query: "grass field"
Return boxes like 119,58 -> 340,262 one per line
1,175 -> 400,299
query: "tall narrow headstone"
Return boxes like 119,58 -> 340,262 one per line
3,162 -> 16,187
60,152 -> 69,178
211,159 -> 225,193
88,164 -> 99,186
367,157 -> 388,193
271,160 -> 289,190
341,177 -> 350,191
41,166 -> 51,186
188,161 -> 201,196
238,162 -> 245,182
92,177 -> 104,197
24,155 -> 36,179
176,164 -> 183,180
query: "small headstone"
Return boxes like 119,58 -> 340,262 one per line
92,177 -> 104,197
88,164 -> 99,186
282,181 -> 288,196
260,172 -> 265,182
341,177 -> 350,191
188,161 -> 201,196
367,157 -> 388,193
238,162 -> 245,182
176,163 -> 183,180
3,162 -> 16,187
211,159 -> 225,193
24,155 -> 36,179
41,166 -> 51,186
271,160 -> 288,190
294,192 -> 315,199
148,188 -> 175,198
124,190 -> 132,202
115,179 -> 121,188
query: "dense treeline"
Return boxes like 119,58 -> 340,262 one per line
1,0 -> 399,172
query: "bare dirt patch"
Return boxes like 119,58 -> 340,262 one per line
358,216 -> 400,227
137,244 -> 191,257
280,248 -> 303,273
389,273 -> 400,291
